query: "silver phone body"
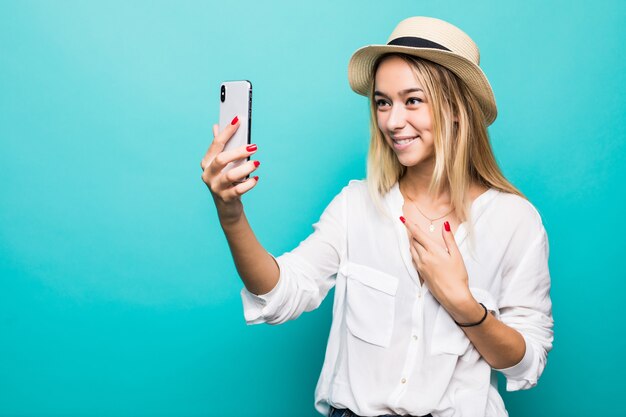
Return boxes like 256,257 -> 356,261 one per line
219,80 -> 252,177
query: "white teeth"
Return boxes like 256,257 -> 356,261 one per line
394,137 -> 418,145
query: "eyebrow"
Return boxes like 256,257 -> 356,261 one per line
374,88 -> 424,98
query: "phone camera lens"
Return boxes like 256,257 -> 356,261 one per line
220,85 -> 226,103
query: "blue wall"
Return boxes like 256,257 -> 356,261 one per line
1,1 -> 625,416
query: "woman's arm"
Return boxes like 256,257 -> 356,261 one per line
218,208 -> 279,295
446,298 -> 525,369
402,216 -> 553,385
201,120 -> 278,296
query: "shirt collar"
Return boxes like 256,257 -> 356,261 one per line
384,181 -> 500,246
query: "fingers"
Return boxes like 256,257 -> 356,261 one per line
400,216 -> 434,252
209,143 -> 258,176
409,243 -> 429,280
218,159 -> 261,188
201,117 -> 241,171
410,244 -> 420,270
412,237 -> 427,262
223,175 -> 259,201
441,221 -> 458,256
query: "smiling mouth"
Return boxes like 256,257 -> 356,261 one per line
392,136 -> 420,145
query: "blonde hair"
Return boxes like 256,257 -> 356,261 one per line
366,54 -> 524,228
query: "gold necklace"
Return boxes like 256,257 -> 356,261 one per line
402,187 -> 454,233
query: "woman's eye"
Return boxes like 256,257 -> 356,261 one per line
407,97 -> 423,105
375,99 -> 390,108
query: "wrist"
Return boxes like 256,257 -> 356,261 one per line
447,295 -> 484,324
219,211 -> 244,230
213,197 -> 244,228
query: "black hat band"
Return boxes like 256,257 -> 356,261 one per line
387,36 -> 451,51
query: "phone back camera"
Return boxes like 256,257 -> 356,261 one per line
220,85 -> 226,103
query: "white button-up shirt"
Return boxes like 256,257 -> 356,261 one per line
241,180 -> 553,417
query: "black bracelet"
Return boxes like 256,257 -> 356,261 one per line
454,303 -> 488,327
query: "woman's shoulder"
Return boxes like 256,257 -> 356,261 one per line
491,189 -> 543,222
343,178 -> 392,206
335,179 -> 385,212
336,178 -> 369,199
487,188 -> 547,240
323,179 -> 368,209
346,178 -> 368,190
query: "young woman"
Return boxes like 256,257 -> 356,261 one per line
201,16 -> 553,417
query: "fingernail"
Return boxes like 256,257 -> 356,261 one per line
399,216 -> 406,224
253,175 -> 259,181
253,160 -> 260,168
444,221 -> 451,232
231,116 -> 239,125
246,144 -> 257,152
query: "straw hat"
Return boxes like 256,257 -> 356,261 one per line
348,16 -> 497,125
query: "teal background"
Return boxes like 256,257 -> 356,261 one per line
1,0 -> 624,416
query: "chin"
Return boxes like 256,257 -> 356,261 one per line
388,142 -> 433,167
396,154 -> 427,167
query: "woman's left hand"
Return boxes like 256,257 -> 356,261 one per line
400,217 -> 475,314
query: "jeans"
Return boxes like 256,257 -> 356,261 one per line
328,406 -> 433,417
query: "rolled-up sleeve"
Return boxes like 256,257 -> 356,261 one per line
240,185 -> 348,325
495,225 -> 554,391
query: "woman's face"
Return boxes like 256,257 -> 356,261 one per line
374,56 -> 434,168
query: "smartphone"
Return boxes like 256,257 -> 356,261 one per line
219,80 -> 252,177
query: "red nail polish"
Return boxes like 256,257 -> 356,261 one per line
246,144 -> 257,152
253,160 -> 260,167
231,116 -> 239,125
444,221 -> 451,232
399,216 -> 406,224
253,175 -> 259,181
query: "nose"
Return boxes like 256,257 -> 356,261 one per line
386,103 -> 407,131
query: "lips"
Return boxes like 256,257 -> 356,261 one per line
391,136 -> 420,150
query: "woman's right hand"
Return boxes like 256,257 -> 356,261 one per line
200,116 -> 260,224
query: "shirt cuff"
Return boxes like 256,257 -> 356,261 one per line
493,334 -> 537,391
240,254 -> 284,325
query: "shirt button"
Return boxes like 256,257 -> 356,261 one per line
401,378 -> 407,384
412,335 -> 418,341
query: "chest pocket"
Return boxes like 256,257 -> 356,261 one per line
345,261 -> 399,348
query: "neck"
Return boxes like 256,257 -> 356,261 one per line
400,159 -> 451,204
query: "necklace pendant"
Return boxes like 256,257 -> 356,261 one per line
429,223 -> 435,232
